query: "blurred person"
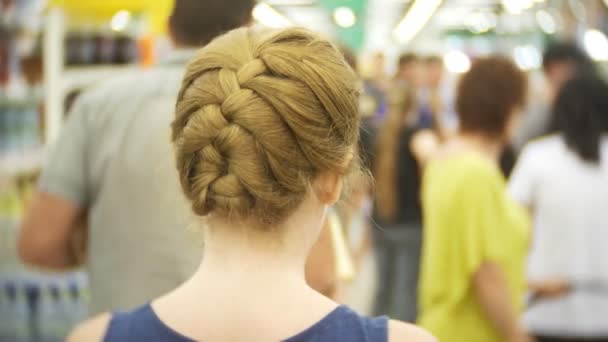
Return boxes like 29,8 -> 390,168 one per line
394,53 -> 420,88
542,43 -> 596,102
371,75 -> 440,321
362,52 -> 389,121
392,53 -> 420,127
514,42 -> 596,150
67,27 -> 436,342
418,56 -> 532,342
370,52 -> 389,88
417,56 -> 445,131
509,75 -> 608,342
424,56 -> 443,91
18,0 -> 335,315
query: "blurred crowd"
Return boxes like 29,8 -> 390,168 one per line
352,39 -> 608,342
11,0 -> 608,341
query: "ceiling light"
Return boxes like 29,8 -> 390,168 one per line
502,0 -> 534,14
535,10 -> 556,34
393,0 -> 442,44
513,45 -> 541,70
253,3 -> 292,28
584,29 -> 608,61
443,50 -> 471,74
333,7 -> 356,28
265,0 -> 316,5
111,10 -> 131,32
466,11 -> 497,34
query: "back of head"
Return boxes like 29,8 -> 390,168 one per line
542,42 -> 595,76
425,55 -> 442,66
169,0 -> 255,47
171,28 -> 360,226
552,75 -> 608,163
457,56 -> 527,138
398,53 -> 418,69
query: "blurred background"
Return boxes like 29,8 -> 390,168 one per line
1,0 -> 608,341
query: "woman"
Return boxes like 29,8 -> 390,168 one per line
509,76 -> 608,342
67,28 -> 434,342
372,78 -> 439,321
418,56 -> 531,342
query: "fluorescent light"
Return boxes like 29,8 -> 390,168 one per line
536,10 -> 556,34
111,10 -> 131,32
502,0 -> 534,14
253,3 -> 292,28
513,45 -> 541,70
393,0 -> 442,44
333,7 -> 356,28
584,29 -> 608,61
265,0 -> 316,4
466,11 -> 497,34
443,50 -> 471,74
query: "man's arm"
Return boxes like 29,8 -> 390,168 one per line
18,191 -> 85,270
18,90 -> 93,270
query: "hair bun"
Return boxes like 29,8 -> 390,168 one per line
172,27 -> 359,225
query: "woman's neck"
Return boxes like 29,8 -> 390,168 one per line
452,132 -> 504,162
187,202 -> 325,298
196,222 -> 306,285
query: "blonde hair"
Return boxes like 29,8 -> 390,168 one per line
374,85 -> 415,221
171,27 -> 360,226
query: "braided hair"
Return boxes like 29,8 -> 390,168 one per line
171,28 -> 360,226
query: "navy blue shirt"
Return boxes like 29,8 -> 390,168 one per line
104,304 -> 388,341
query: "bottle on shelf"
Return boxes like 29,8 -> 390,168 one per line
0,282 -> 31,342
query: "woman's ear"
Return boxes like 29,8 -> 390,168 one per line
313,171 -> 343,205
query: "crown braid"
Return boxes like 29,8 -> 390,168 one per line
172,27 -> 359,226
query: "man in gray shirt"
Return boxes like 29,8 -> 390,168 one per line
18,0 -> 255,315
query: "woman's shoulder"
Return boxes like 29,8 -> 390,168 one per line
522,134 -> 564,156
317,306 -> 435,342
67,312 -> 112,342
67,304 -> 174,342
388,320 -> 437,342
428,151 -> 501,185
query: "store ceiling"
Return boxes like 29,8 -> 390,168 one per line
264,0 -> 577,53
265,0 -> 515,51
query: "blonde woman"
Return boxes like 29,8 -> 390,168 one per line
67,28 -> 435,342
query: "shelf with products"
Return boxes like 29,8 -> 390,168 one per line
0,170 -> 89,341
0,0 -> 45,179
1,2 -> 90,340
44,1 -> 167,142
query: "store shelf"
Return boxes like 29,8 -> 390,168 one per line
62,65 -> 141,93
49,0 -> 172,34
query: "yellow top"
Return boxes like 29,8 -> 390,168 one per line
418,153 -> 530,342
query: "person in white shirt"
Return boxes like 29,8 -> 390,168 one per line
509,75 -> 608,342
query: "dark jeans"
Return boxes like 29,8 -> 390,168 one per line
536,336 -> 608,342
372,225 -> 422,322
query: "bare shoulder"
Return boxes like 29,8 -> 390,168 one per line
67,313 -> 112,342
388,320 -> 437,342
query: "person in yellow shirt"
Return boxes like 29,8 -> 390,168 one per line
418,56 -> 531,342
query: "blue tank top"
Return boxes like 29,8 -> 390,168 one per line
104,303 -> 388,342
